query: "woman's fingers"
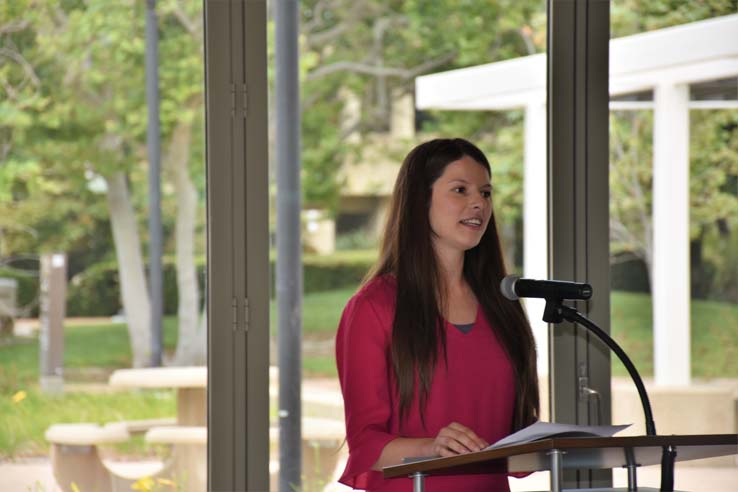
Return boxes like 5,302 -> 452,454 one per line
446,422 -> 489,450
436,434 -> 472,455
433,422 -> 489,456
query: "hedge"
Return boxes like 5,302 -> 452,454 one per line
0,250 -> 378,317
0,267 -> 39,317
65,258 -> 209,317
282,250 -> 377,297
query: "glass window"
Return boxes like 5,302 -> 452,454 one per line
609,4 -> 738,489
0,2 -> 207,490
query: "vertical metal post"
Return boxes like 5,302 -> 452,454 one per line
627,464 -> 638,491
625,446 -> 639,491
548,0 -> 611,487
411,472 -> 426,492
275,0 -> 302,490
39,253 -> 66,394
206,1 -> 270,489
548,449 -> 564,492
146,0 -> 163,367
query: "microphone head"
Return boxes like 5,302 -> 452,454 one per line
500,275 -> 520,301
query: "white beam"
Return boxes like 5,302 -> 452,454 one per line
523,102 -> 549,376
652,83 -> 691,386
610,100 -> 738,110
415,55 -> 546,110
611,15 -> 738,78
415,15 -> 738,110
610,58 -> 738,95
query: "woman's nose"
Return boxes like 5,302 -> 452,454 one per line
470,193 -> 485,209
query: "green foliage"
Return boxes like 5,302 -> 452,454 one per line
690,110 -> 738,239
0,0 -> 205,268
609,110 -> 654,263
611,0 -> 738,37
296,0 -> 547,212
609,108 -> 738,300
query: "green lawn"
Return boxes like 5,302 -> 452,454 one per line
610,291 -> 738,378
0,288 -> 736,458
0,319 -> 180,458
0,388 -> 176,458
270,287 -> 357,336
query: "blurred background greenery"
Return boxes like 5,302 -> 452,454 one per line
0,0 -> 736,462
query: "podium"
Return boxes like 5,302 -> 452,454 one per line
383,434 -> 738,492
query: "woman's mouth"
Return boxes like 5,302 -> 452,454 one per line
460,218 -> 483,228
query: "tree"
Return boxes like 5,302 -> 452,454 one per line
292,0 -> 546,244
1,0 -> 207,366
609,110 -> 655,283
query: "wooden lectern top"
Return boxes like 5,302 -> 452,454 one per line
383,434 -> 738,479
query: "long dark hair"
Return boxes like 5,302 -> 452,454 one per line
368,138 -> 539,430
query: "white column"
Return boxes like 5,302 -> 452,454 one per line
653,83 -> 691,386
524,102 -> 549,377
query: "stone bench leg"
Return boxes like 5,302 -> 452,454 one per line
49,443 -> 113,492
303,439 -> 342,492
167,443 -> 206,492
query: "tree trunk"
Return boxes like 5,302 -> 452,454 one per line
105,171 -> 152,367
166,120 -> 206,365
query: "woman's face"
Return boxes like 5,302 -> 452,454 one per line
428,155 -> 493,257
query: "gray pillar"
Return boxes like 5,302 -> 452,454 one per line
275,1 -> 303,491
40,253 -> 66,394
206,1 -> 270,490
548,0 -> 611,488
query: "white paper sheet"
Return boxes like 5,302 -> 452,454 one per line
486,421 -> 631,450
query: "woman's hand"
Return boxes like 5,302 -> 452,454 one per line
426,422 -> 490,457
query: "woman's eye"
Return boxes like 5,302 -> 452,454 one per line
482,190 -> 492,198
453,187 -> 466,194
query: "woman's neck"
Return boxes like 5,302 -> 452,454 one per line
435,245 -> 466,293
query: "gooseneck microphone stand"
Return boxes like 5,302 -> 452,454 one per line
542,297 -> 677,492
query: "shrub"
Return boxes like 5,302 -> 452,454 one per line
0,267 -> 39,317
64,250 -> 377,316
67,258 -> 207,317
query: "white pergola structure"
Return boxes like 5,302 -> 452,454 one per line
416,14 -> 738,386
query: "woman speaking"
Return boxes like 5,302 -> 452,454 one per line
335,138 -> 539,491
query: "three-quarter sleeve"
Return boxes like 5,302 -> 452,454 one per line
336,293 -> 398,489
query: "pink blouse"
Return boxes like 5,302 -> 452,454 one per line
335,275 -> 517,491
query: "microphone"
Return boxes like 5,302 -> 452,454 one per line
499,274 -> 663,487
500,275 -> 592,301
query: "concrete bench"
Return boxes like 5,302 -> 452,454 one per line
145,425 -> 207,445
45,423 -> 131,492
45,421 -> 186,492
122,417 -> 177,435
144,426 -> 207,492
